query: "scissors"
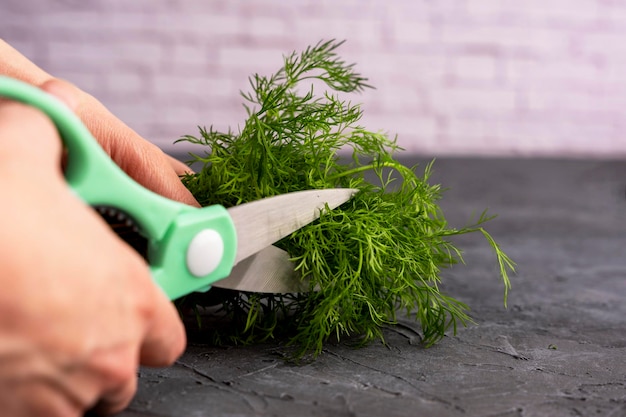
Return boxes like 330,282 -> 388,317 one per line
0,76 -> 355,299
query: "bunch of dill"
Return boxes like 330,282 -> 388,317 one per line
177,40 -> 514,357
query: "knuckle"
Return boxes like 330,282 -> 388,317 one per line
101,360 -> 136,389
90,346 -> 138,389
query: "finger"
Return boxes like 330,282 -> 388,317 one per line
89,373 -> 137,416
168,154 -> 195,176
39,78 -> 81,111
121,143 -> 200,207
0,39 -> 53,86
140,147 -> 201,207
96,122 -> 201,207
4,382 -> 83,417
74,95 -> 201,207
37,77 -> 201,207
138,286 -> 187,367
38,80 -> 80,172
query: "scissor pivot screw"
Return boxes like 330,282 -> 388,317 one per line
186,229 -> 224,277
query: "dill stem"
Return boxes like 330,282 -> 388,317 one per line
326,160 -> 412,182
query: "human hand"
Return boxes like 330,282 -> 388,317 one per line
0,97 -> 186,415
0,39 -> 199,207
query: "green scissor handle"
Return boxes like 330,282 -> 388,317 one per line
0,76 -> 237,300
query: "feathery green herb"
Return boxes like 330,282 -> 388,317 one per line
177,40 -> 514,358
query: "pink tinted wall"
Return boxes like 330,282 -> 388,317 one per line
2,0 -> 626,158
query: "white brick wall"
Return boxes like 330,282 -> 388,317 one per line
2,0 -> 626,158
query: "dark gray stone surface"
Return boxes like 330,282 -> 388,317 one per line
116,158 -> 626,417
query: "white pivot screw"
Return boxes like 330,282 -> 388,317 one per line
186,229 -> 224,277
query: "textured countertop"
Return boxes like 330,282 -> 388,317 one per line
115,157 -> 626,417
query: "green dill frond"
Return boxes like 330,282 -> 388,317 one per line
176,40 -> 515,358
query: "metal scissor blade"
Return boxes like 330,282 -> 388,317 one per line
228,188 -> 356,264
213,246 -> 307,292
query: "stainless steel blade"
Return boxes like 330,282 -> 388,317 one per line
213,246 -> 309,293
227,188 -> 356,264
